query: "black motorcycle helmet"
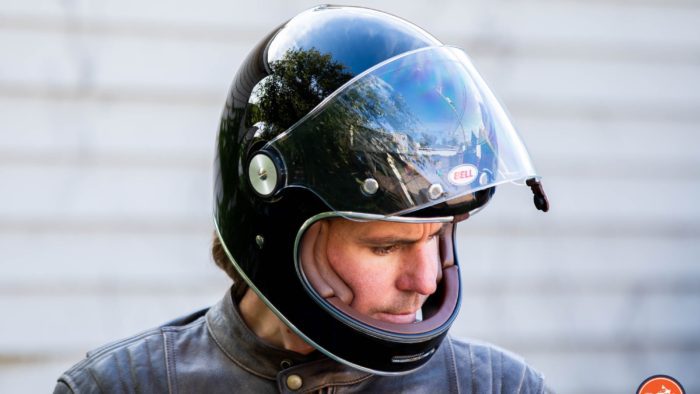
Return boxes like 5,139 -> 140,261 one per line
214,5 -> 548,375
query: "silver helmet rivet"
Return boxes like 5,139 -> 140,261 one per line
255,235 -> 264,249
362,178 -> 379,195
428,183 -> 444,200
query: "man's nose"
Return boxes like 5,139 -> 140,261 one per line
396,242 -> 439,295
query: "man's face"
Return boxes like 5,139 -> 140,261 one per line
301,218 -> 445,324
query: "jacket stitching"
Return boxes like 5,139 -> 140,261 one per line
113,352 -> 130,392
76,323 -> 192,370
483,345 -> 492,394
446,336 -> 460,394
86,330 -> 161,359
142,335 -> 158,392
86,365 -> 107,393
163,331 -> 175,394
488,347 -> 495,394
514,358 -> 526,393
60,319 -> 206,394
499,351 -> 504,394
468,343 -> 476,394
127,344 -> 142,394
161,317 -> 207,333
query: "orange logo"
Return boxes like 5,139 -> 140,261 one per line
637,375 -> 685,394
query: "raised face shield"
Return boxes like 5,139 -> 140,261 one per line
256,46 -> 542,217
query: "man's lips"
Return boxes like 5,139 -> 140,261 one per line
373,311 -> 418,324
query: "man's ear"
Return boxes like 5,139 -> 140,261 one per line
299,220 -> 354,304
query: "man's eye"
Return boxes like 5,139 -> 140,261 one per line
372,245 -> 399,255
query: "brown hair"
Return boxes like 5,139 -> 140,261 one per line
211,232 -> 244,285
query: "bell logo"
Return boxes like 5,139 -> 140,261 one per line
637,375 -> 685,394
447,164 -> 478,186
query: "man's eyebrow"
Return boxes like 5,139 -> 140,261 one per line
358,224 -> 446,245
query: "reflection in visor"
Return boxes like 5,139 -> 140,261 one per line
266,46 -> 538,216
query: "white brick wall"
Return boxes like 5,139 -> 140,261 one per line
1,1 -> 698,392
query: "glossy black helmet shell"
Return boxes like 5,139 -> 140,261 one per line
214,5 -> 496,374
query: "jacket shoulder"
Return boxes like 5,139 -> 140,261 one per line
54,308 -> 208,394
447,336 -> 547,394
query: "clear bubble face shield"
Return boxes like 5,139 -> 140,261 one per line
262,46 -> 541,217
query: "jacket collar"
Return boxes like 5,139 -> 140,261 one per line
206,287 -> 372,386
206,286 -> 318,379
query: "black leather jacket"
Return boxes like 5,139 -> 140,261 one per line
54,288 -> 548,393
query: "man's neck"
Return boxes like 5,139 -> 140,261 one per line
238,288 -> 316,355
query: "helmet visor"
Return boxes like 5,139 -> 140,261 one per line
265,46 -> 537,216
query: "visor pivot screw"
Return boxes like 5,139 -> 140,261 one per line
255,235 -> 264,249
361,178 -> 379,195
428,183 -> 444,200
248,153 -> 279,197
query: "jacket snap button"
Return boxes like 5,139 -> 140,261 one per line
286,374 -> 303,391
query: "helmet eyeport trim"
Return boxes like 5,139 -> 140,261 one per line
293,212 -> 461,343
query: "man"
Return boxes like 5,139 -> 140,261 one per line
55,5 -> 551,393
